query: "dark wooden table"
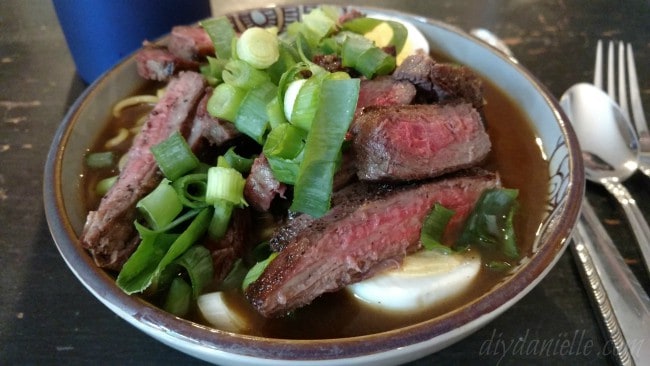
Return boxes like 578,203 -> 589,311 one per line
1,0 -> 649,364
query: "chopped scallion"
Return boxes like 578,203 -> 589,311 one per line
136,179 -> 183,230
173,245 -> 214,298
341,17 -> 408,55
208,200 -> 234,240
242,252 -> 278,291
117,207 -> 213,295
290,78 -> 360,217
163,277 -> 192,317
95,175 -> 117,196
263,123 -> 306,184
222,59 -> 271,90
85,151 -> 114,169
207,83 -> 247,122
151,131 -> 200,181
456,188 -> 520,259
200,56 -> 228,86
420,203 -> 456,252
234,81 -> 277,144
200,17 -> 237,59
236,27 -> 280,69
172,173 -> 209,209
223,147 -> 255,174
205,166 -> 247,206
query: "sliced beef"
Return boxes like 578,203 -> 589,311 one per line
312,54 -> 348,73
245,169 -> 499,318
355,76 -> 416,117
244,154 -> 287,211
185,88 -> 241,151
80,71 -> 206,270
205,208 -> 252,283
332,150 -> 357,191
168,25 -> 215,61
136,47 -> 200,81
352,103 -> 491,181
393,50 -> 484,109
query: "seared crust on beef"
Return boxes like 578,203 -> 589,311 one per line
168,25 -> 215,61
136,47 -> 200,81
244,154 -> 287,212
245,169 -> 499,318
393,50 -> 484,109
80,72 -> 206,270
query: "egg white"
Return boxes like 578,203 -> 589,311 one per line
347,249 -> 482,312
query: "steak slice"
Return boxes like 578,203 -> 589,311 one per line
168,25 -> 215,61
244,154 -> 287,211
136,46 -> 200,81
245,169 -> 499,317
393,50 -> 484,109
80,71 -> 206,270
352,103 -> 491,181
185,88 -> 241,151
205,208 -> 252,284
355,75 -> 416,117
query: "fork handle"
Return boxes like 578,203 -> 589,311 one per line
602,179 -> 650,273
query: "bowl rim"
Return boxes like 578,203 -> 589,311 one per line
43,3 -> 584,362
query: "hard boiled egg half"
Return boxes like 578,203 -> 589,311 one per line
347,249 -> 481,312
362,13 -> 430,65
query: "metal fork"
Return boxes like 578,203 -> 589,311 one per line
595,40 -> 650,178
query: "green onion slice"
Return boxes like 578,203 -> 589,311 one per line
201,17 -> 237,59
234,81 -> 277,144
420,203 -> 456,253
151,131 -> 200,181
223,147 -> 255,174
207,83 -> 247,122
85,151 -> 114,169
173,245 -> 214,298
456,188 -> 520,259
242,252 -> 278,291
172,173 -> 209,209
206,166 -> 247,206
341,17 -> 408,54
208,200 -> 234,240
95,175 -> 118,196
136,179 -> 183,230
222,59 -> 271,90
290,78 -> 360,217
163,277 -> 192,317
117,207 -> 213,295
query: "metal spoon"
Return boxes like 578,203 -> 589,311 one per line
472,28 -> 650,365
560,83 -> 650,273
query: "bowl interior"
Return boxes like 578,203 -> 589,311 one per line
44,5 -> 583,365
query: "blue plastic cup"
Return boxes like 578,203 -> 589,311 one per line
53,0 -> 212,83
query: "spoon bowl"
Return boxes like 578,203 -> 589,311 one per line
560,82 -> 640,183
560,82 -> 650,274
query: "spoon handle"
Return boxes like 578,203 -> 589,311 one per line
602,178 -> 650,273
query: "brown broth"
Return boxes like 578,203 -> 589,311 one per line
82,69 -> 549,340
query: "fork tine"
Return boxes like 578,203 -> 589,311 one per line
607,41 -> 616,99
594,40 -> 603,88
617,42 -> 630,121
627,43 -> 649,136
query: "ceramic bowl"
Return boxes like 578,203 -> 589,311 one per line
44,5 -> 583,365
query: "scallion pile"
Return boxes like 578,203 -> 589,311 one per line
106,7 -> 411,314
